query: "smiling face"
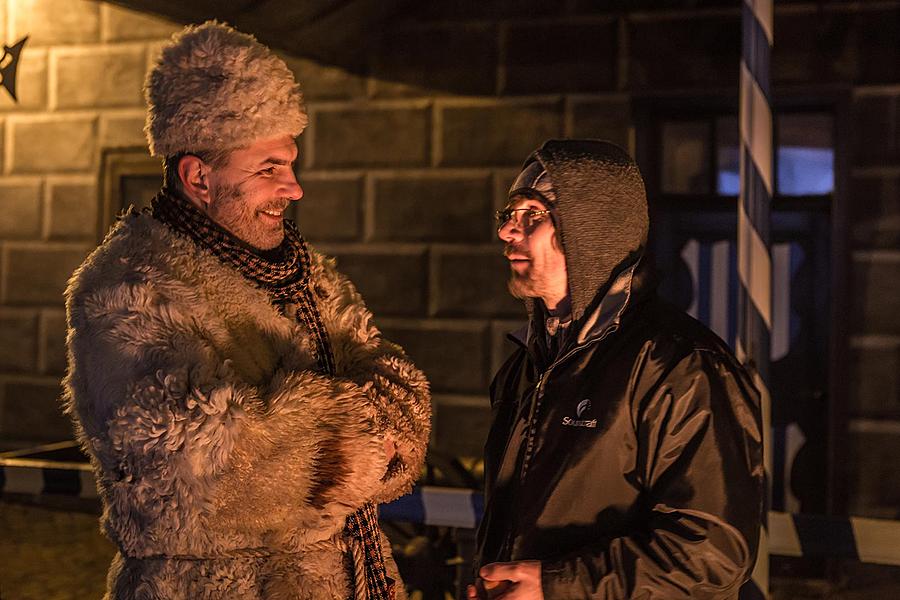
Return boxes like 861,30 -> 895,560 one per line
202,135 -> 303,250
497,195 -> 568,310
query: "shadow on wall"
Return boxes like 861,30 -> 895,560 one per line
104,0 -> 900,106
104,0 -> 651,96
846,251 -> 900,519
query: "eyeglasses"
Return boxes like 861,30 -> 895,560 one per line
494,208 -> 552,231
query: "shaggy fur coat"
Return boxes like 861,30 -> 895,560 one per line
63,211 -> 431,599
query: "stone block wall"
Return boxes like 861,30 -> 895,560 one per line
0,0 -> 181,448
282,9 -> 634,459
846,88 -> 900,517
291,93 -> 629,458
0,0 -> 898,523
290,2 -> 900,495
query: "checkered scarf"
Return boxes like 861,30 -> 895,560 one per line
151,190 -> 394,600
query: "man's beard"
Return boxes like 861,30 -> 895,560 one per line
506,243 -> 538,299
505,242 -> 562,301
505,254 -> 547,300
508,271 -> 552,300
208,183 -> 288,250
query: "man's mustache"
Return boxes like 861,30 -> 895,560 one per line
504,245 -> 530,259
260,199 -> 291,212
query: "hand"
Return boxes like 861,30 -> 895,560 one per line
467,561 -> 542,600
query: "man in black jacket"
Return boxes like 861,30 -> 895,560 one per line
469,140 -> 764,599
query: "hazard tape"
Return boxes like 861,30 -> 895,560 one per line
4,456 -> 899,567
0,442 -> 98,500
381,488 -> 900,567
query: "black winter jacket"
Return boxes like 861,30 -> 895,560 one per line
475,258 -> 764,599
477,264 -> 763,600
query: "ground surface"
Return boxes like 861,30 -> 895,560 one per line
2,498 -> 900,599
0,500 -> 114,599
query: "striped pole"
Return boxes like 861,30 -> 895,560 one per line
738,0 -> 773,599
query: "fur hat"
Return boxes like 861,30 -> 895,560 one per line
144,21 -> 308,157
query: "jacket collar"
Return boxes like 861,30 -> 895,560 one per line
574,260 -> 638,345
509,257 -> 644,351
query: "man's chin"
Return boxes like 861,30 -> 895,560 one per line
256,233 -> 285,251
239,227 -> 284,251
507,277 -> 535,300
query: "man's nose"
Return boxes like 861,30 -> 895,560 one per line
497,218 -> 523,243
281,170 -> 303,201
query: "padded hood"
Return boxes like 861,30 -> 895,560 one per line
513,139 -> 649,323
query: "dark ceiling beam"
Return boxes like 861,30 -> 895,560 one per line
108,0 -> 413,73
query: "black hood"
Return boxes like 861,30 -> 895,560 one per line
514,139 -> 649,324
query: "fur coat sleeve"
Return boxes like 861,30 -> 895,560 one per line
63,214 -> 430,560
308,248 -> 431,504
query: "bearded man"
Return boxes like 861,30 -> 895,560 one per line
63,21 -> 430,599
469,140 -> 764,599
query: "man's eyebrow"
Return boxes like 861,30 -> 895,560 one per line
257,157 -> 292,167
504,199 -> 544,211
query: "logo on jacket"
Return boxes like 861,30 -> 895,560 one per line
576,398 -> 591,417
562,398 -> 597,428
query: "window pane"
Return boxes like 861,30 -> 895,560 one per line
716,116 -> 739,195
662,120 -> 710,194
777,113 -> 834,195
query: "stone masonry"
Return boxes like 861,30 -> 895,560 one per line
0,1 -> 898,528
0,0 -> 180,448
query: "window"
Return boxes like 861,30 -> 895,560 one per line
777,113 -> 834,196
660,111 -> 835,198
646,106 -> 836,515
716,116 -> 739,195
661,120 -> 710,194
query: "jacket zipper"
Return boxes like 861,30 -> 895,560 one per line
499,263 -> 637,560
501,325 -> 620,560
517,324 -> 620,481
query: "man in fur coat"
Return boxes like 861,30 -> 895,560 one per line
63,21 -> 431,600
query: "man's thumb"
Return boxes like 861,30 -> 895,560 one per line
480,562 -> 513,581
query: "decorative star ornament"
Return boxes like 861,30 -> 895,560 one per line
1,36 -> 28,102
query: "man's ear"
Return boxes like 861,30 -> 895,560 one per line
177,155 -> 212,208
